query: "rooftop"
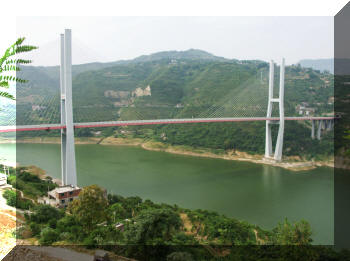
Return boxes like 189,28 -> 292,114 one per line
50,185 -> 80,194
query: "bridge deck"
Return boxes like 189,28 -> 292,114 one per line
0,117 -> 336,133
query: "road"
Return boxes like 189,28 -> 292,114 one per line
27,246 -> 94,261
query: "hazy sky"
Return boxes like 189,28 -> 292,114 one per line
17,16 -> 333,66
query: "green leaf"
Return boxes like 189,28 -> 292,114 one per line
0,91 -> 15,100
0,81 -> 9,88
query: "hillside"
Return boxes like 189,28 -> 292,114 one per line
132,49 -> 228,63
14,50 -> 334,159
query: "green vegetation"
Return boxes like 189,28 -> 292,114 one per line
2,189 -> 16,206
68,184 -> 109,231
0,162 -> 342,261
14,51 -> 334,160
15,184 -> 320,259
2,189 -> 34,210
335,75 -> 350,157
6,167 -> 58,200
14,183 -> 350,260
0,37 -> 37,100
149,121 -> 333,159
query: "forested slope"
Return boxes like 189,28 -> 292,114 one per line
14,50 -> 334,159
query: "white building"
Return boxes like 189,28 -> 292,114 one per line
0,173 -> 7,186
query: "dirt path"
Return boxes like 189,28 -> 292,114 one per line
16,189 -> 36,205
0,188 -> 17,260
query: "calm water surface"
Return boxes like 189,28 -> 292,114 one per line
0,143 -> 334,244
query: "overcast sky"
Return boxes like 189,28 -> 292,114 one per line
16,16 -> 333,66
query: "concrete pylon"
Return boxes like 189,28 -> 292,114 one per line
264,58 -> 285,161
60,34 -> 67,185
327,120 -> 333,130
60,29 -> 77,187
311,120 -> 315,139
264,60 -> 274,158
317,120 -> 322,140
273,59 -> 285,161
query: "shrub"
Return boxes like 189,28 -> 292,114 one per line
16,198 -> 34,210
59,232 -> 73,242
30,205 -> 64,224
48,218 -> 57,229
3,189 -> 34,210
82,236 -> 95,249
29,222 -> 41,236
13,226 -> 31,239
7,175 -> 16,185
3,190 -> 16,207
39,227 -> 59,245
56,215 -> 78,233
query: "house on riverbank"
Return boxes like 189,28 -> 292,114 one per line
39,185 -> 81,208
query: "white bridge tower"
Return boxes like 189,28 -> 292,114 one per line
265,59 -> 285,161
60,29 -> 77,186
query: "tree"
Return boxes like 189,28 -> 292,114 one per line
0,37 -> 37,99
29,204 -> 64,224
39,227 -> 59,245
124,208 -> 182,244
123,208 -> 183,260
273,218 -> 312,245
68,184 -> 108,231
109,203 -> 127,223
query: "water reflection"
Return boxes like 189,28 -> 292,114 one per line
262,164 -> 281,191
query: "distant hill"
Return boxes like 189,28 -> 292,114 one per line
299,59 -> 333,73
131,49 -> 228,63
17,50 -> 334,119
19,49 -> 228,83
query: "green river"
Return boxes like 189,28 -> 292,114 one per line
0,143 -> 334,244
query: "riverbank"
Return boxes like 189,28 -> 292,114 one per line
14,136 -> 334,171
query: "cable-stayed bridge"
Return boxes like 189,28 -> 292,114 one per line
0,116 -> 335,133
0,29 -> 335,187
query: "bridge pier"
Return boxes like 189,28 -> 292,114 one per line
312,119 -> 334,141
311,120 -> 315,139
317,120 -> 323,140
327,119 -> 333,130
265,59 -> 285,162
